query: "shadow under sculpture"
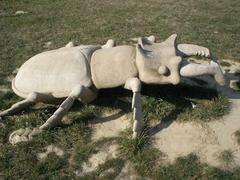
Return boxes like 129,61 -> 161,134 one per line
0,34 -> 225,145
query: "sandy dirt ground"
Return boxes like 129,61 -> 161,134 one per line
153,59 -> 240,169
90,110 -> 131,141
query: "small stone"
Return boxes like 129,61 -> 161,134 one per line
157,98 -> 163,102
230,80 -> 240,91
15,11 -> 28,15
43,41 -> 52,48
190,101 -> 197,109
12,68 -> 19,74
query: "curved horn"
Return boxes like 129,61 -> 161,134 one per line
137,44 -> 146,57
137,38 -> 144,49
165,34 -> 177,46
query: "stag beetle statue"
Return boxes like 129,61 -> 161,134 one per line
0,34 -> 225,145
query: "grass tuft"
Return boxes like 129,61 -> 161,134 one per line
179,95 -> 230,122
234,130 -> 240,145
220,61 -> 231,67
155,153 -> 240,180
218,150 -> 235,167
117,130 -> 163,176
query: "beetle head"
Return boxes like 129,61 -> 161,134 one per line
135,34 -> 182,85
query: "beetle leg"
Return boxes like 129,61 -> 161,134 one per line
39,85 -> 94,130
177,44 -> 210,58
124,77 -> 142,138
0,92 -> 41,117
9,85 -> 97,145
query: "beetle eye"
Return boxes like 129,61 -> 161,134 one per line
158,65 -> 169,75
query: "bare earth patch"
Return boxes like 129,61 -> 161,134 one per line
37,145 -> 64,160
90,110 -> 131,141
153,60 -> 240,169
75,144 -> 119,177
115,161 -> 139,180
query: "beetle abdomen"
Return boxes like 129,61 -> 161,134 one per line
13,47 -> 92,98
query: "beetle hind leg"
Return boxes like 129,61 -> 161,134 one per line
0,92 -> 40,117
9,85 -> 97,145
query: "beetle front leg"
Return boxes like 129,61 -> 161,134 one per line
124,78 -> 142,138
180,59 -> 226,86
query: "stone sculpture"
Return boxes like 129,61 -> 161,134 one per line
0,34 -> 225,145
